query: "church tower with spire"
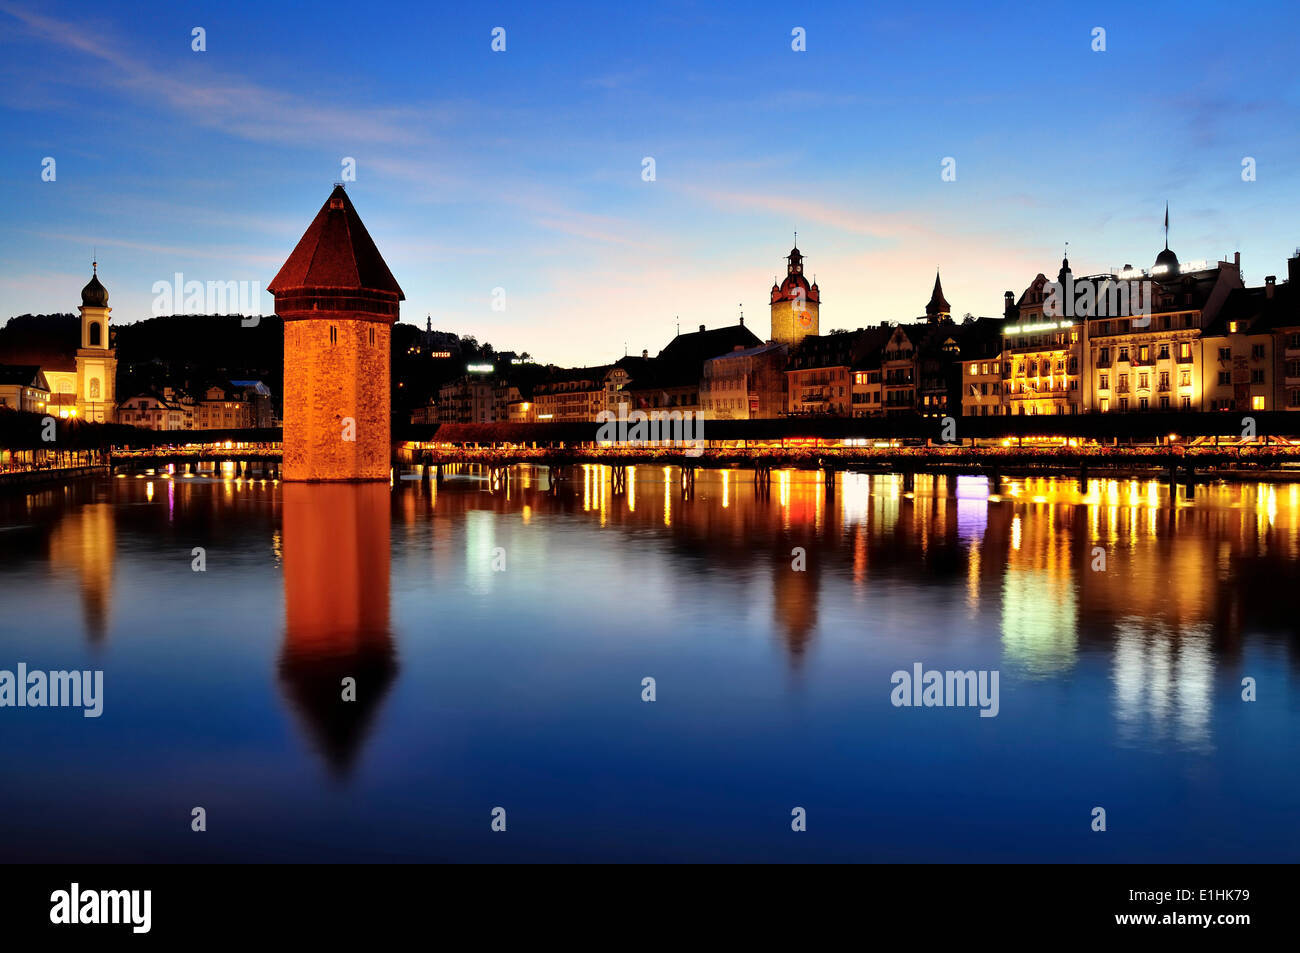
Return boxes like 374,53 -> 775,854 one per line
770,242 -> 820,347
924,269 -> 951,323
269,186 -> 404,481
75,261 -> 117,422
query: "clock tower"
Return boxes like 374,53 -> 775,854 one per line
769,244 -> 819,347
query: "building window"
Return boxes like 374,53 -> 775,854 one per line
1219,347 -> 1231,360
369,327 -> 376,346
1218,371 -> 1230,386
1099,374 -> 1109,390
1252,395 -> 1266,411
1251,369 -> 1264,384
1119,347 -> 1130,363
1252,343 -> 1265,360
1139,345 -> 1150,363
1138,373 -> 1149,389
1100,398 -> 1109,413
1119,397 -> 1128,411
329,325 -> 338,345
1181,396 -> 1191,410
1139,397 -> 1148,411
1158,345 -> 1169,360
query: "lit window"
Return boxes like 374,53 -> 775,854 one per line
1252,395 -> 1265,410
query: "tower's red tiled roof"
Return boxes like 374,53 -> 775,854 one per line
268,186 -> 404,299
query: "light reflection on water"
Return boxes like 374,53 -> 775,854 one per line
0,466 -> 1297,862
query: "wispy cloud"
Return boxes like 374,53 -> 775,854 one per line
0,1 -> 438,147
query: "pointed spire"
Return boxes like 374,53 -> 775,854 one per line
1164,202 -> 1170,249
269,185 -> 404,299
925,269 -> 950,318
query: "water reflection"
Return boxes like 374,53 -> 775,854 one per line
3,465 -> 1299,771
46,499 -> 116,643
280,483 -> 396,778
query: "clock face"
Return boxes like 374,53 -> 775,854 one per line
796,308 -> 813,329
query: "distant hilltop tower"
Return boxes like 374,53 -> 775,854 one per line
770,243 -> 820,347
269,185 -> 404,481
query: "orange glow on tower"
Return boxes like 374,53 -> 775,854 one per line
269,186 -> 404,481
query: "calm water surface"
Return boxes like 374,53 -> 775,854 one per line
1,466 -> 1297,862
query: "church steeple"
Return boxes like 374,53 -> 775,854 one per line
925,269 -> 951,322
75,259 -> 116,422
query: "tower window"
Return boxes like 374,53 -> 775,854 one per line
89,322 -> 101,347
329,325 -> 338,345
369,327 -> 376,346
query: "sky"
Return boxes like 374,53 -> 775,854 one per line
1,0 -> 1298,366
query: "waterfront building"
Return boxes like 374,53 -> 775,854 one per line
956,317 -> 1008,417
409,402 -> 439,425
881,325 -> 926,415
785,332 -> 857,416
1002,260 -> 1085,416
0,365 -> 51,413
1201,287 -> 1276,413
769,245 -> 820,348
230,379 -> 275,428
916,323 -> 962,418
701,341 -> 788,420
850,350 -> 884,418
193,384 -> 254,429
269,185 -> 403,481
1273,254 -> 1300,411
437,374 -> 516,423
623,323 -> 760,413
117,389 -> 190,430
1085,254 -> 1241,415
847,325 -> 894,418
532,366 -> 612,421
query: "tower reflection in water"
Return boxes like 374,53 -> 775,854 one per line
279,483 -> 396,779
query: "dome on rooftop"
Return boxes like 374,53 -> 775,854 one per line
80,265 -> 108,308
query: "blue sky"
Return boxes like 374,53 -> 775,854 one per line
1,0 -> 1297,365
